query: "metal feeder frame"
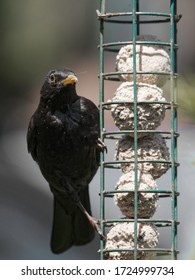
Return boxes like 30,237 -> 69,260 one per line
97,0 -> 181,260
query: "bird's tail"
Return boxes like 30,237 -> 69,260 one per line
50,186 -> 95,254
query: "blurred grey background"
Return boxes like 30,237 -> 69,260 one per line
0,0 -> 195,260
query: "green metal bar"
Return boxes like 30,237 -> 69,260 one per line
104,159 -> 173,164
99,41 -> 174,48
102,248 -> 178,256
103,189 -> 178,194
104,219 -> 177,225
97,10 -> 181,25
132,0 -> 138,261
99,0 -> 105,261
101,71 -> 175,82
97,11 -> 174,25
102,71 -> 173,76
102,130 -> 179,136
103,18 -> 172,25
170,0 -> 178,260
103,248 -> 175,252
102,100 -> 173,105
97,11 -> 172,19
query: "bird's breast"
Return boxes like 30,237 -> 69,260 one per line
36,107 -> 94,169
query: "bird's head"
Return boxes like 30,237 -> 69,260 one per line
40,69 -> 78,103
47,69 -> 78,88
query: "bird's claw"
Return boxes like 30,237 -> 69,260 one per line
97,138 -> 107,153
88,217 -> 106,240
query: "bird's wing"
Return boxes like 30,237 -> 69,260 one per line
79,97 -> 100,140
27,114 -> 38,161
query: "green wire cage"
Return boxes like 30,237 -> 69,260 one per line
97,0 -> 181,260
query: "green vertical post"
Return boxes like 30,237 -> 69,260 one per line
132,0 -> 138,260
170,0 -> 178,260
99,0 -> 105,260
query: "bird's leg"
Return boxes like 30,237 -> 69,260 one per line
76,200 -> 105,240
66,180 -> 105,240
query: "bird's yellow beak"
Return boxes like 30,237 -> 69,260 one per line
61,74 -> 78,86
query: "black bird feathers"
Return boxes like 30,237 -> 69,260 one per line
27,70 -> 102,253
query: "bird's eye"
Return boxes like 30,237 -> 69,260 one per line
49,73 -> 56,84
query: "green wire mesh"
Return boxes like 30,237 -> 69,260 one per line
98,0 -> 181,260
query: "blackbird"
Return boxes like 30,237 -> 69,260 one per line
27,69 -> 105,254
